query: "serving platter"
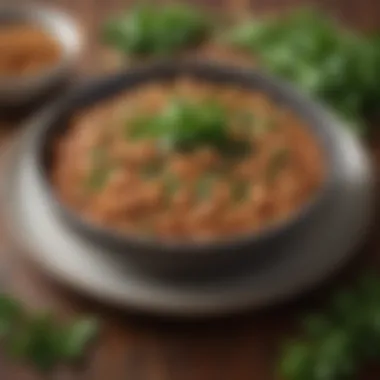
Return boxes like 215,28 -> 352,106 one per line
1,114 -> 373,317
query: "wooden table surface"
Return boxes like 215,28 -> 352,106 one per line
1,0 -> 380,379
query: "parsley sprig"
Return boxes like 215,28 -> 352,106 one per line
0,294 -> 99,373
129,98 -> 252,154
280,275 -> 380,380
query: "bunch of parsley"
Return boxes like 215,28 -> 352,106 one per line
103,4 -> 210,56
280,275 -> 380,380
0,294 -> 98,374
226,9 -> 380,134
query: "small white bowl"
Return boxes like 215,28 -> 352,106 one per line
0,5 -> 83,105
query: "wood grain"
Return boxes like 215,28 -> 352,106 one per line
0,1 -> 379,379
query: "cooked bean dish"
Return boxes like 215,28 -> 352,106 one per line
52,79 -> 324,241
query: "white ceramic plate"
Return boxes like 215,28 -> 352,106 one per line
2,122 -> 373,317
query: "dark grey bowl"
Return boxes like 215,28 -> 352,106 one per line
30,60 -> 339,280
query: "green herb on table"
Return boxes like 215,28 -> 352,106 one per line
226,8 -> 380,134
103,4 -> 210,56
0,294 -> 99,373
279,274 -> 380,380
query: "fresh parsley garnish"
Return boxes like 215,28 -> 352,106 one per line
86,146 -> 111,191
195,174 -> 215,202
128,98 -> 252,155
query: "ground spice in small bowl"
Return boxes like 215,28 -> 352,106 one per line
0,24 -> 62,77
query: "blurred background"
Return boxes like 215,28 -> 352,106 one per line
11,0 -> 380,30
0,1 -> 379,380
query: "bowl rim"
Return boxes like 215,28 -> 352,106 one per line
0,4 -> 83,89
31,59 -> 337,255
